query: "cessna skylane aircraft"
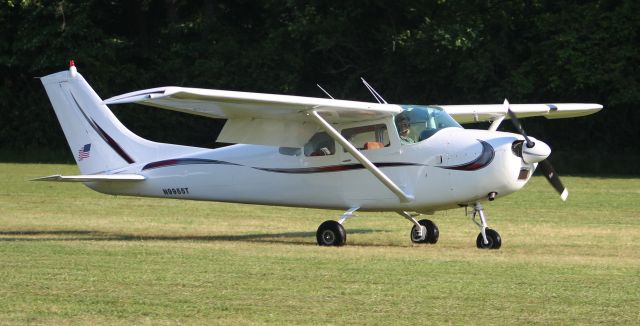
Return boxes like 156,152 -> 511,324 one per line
36,62 -> 602,249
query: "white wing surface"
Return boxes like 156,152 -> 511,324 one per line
439,103 -> 603,124
104,87 -> 401,147
105,86 -> 602,145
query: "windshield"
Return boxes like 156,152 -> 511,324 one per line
395,105 -> 462,144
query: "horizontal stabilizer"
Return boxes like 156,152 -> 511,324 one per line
32,174 -> 145,182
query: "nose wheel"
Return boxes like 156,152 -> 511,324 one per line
476,228 -> 501,249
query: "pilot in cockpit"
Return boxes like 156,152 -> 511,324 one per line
395,114 -> 415,145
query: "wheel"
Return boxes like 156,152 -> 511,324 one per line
410,219 -> 439,244
476,228 -> 501,249
316,220 -> 346,246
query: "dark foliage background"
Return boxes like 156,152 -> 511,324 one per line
1,0 -> 638,174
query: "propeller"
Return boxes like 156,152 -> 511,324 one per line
503,99 -> 568,201
505,99 -> 534,148
539,159 -> 569,201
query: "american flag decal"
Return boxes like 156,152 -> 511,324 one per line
78,143 -> 91,161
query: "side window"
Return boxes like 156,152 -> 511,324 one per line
304,132 -> 335,156
341,124 -> 389,151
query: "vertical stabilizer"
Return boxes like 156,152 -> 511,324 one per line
41,62 -> 198,174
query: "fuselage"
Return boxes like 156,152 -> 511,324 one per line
90,125 -> 535,214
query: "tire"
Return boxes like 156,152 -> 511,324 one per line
316,220 -> 346,246
410,219 -> 439,244
476,228 -> 502,249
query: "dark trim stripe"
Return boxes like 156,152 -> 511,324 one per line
547,104 -> 558,111
439,140 -> 495,171
143,158 -> 242,171
142,158 -> 424,174
253,162 -> 424,174
69,92 -> 135,164
92,121 -> 135,164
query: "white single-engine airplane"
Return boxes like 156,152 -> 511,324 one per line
36,62 -> 602,249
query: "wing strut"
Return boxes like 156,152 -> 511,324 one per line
308,110 -> 414,203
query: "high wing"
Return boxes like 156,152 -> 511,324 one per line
439,103 -> 603,124
104,87 -> 401,147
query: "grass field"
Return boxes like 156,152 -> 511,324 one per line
1,163 -> 639,324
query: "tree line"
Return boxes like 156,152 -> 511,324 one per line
1,0 -> 638,174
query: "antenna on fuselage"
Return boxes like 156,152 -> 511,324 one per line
316,84 -> 335,99
360,78 -> 388,104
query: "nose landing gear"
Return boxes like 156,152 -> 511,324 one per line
470,202 -> 501,249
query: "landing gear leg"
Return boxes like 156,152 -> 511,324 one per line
470,202 -> 501,249
398,211 -> 439,244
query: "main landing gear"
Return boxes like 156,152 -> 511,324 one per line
399,211 -> 439,244
315,209 -> 440,246
316,204 -> 500,249
316,208 -> 357,246
470,202 -> 502,249
316,220 -> 346,246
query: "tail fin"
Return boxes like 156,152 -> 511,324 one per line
41,62 -> 197,174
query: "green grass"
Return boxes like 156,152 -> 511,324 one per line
1,163 -> 639,324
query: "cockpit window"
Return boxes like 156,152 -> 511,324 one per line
395,105 -> 462,144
